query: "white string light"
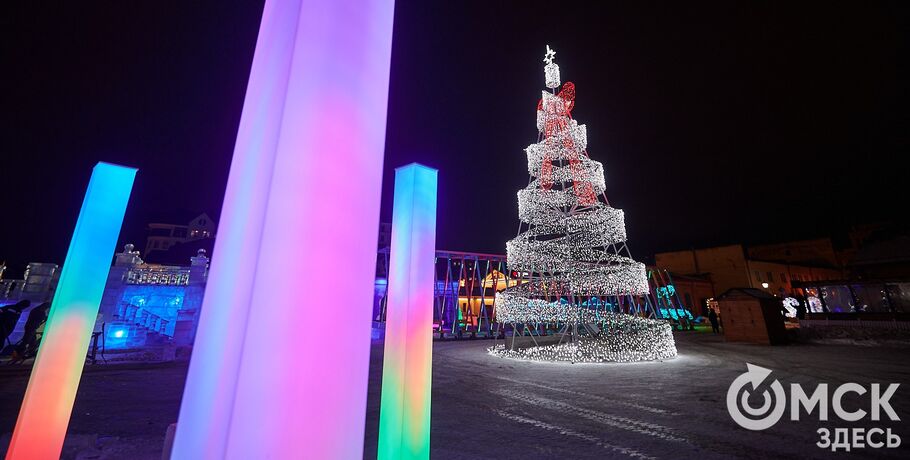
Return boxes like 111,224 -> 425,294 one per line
544,62 -> 560,89
491,46 -> 675,363
488,313 -> 677,363
782,297 -> 799,318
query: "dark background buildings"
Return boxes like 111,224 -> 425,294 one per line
1,1 -> 907,276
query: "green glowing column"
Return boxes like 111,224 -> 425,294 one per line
378,163 -> 438,460
6,162 -> 136,460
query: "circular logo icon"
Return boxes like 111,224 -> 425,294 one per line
726,363 -> 786,431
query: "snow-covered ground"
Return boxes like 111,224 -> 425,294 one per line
1,331 -> 907,459
364,331 -> 910,459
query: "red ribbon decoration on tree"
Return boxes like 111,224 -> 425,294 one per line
538,82 -> 597,206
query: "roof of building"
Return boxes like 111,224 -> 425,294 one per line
791,278 -> 909,287
647,267 -> 713,284
654,244 -> 744,256
746,256 -> 839,270
717,288 -> 777,300
147,209 -> 211,226
143,237 -> 214,265
850,235 -> 910,266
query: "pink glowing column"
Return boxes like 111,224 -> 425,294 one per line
171,0 -> 396,458
7,162 -> 136,460
378,164 -> 438,460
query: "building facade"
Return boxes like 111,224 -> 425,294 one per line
746,238 -> 841,267
145,211 -> 215,258
97,244 -> 208,349
662,272 -> 716,317
655,244 -> 842,298
1,262 -> 59,304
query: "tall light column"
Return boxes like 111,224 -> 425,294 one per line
6,162 -> 136,460
172,0 -> 396,458
378,164 -> 438,460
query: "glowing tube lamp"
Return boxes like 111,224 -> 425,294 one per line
171,0 -> 395,458
378,164 -> 438,460
6,162 -> 136,460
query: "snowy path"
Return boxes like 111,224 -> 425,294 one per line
1,331 -> 907,459
364,331 -> 910,459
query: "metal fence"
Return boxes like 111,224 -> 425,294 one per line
375,249 -> 691,336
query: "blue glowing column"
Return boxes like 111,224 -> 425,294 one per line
379,163 -> 438,460
7,162 -> 136,460
172,0 -> 396,458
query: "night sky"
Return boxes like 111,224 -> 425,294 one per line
1,1 -> 907,276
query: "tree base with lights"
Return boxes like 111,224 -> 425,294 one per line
488,313 -> 677,363
489,46 -> 677,363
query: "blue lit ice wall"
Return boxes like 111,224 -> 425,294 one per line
101,283 -> 204,350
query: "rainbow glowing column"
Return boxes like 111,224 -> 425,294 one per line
6,162 -> 136,460
171,0 -> 395,458
378,163 -> 438,460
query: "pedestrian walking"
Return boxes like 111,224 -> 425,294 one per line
708,308 -> 720,334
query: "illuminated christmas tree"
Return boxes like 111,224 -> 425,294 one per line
490,46 -> 677,362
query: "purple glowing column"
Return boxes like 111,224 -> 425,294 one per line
378,164 -> 438,459
171,0 -> 395,458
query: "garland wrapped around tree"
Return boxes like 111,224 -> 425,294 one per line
489,46 -> 677,363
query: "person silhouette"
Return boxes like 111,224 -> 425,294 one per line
19,301 -> 51,357
1,300 -> 30,349
708,308 -> 720,334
